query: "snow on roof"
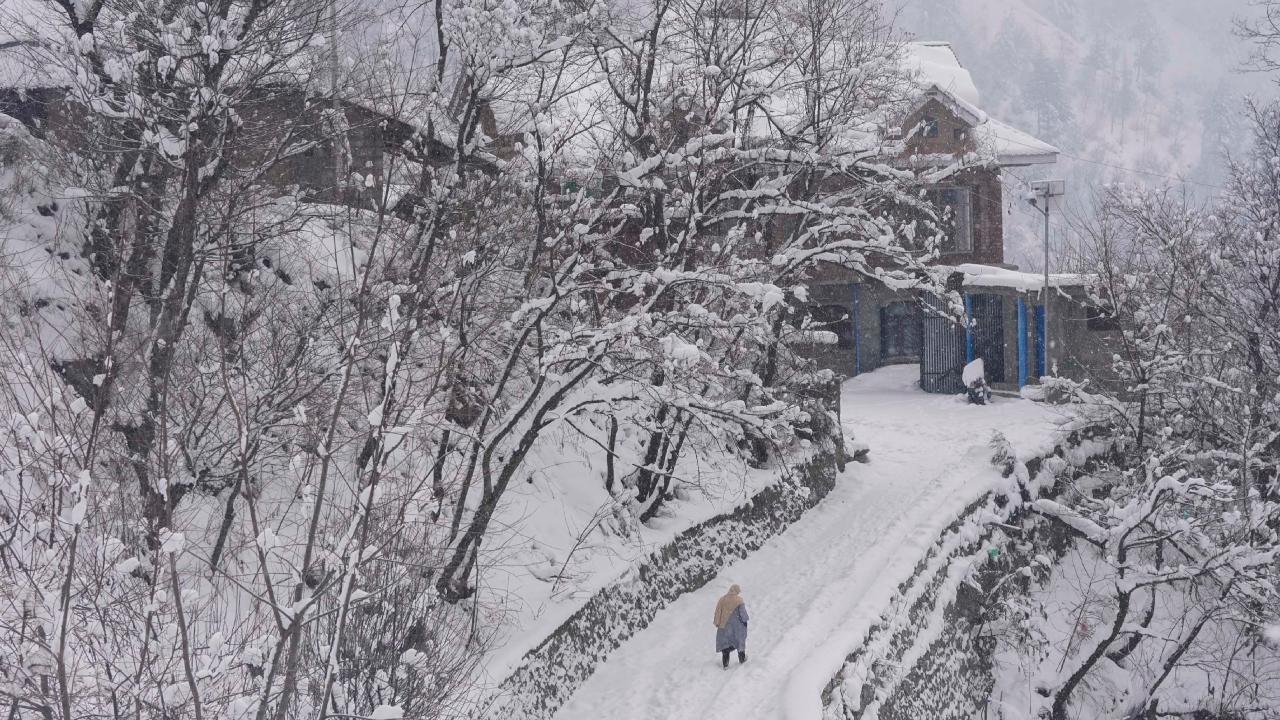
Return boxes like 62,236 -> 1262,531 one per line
919,86 -> 986,127
903,42 -> 982,109
981,116 -> 1060,167
952,263 -> 1091,292
902,41 -> 1058,167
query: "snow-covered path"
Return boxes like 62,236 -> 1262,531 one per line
553,365 -> 1069,720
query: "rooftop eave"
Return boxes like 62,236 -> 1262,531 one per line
997,150 -> 1059,167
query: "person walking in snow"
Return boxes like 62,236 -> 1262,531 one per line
713,584 -> 749,669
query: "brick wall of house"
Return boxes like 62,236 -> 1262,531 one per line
801,163 -> 1007,278
231,91 -> 393,206
966,167 -> 1004,266
899,97 -> 1006,268
4,87 -> 413,208
901,96 -> 979,158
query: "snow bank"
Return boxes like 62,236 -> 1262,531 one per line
953,263 -> 1091,292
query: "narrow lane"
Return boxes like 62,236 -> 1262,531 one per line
553,366 -> 1066,720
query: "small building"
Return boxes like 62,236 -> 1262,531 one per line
0,41 -> 469,213
801,42 -> 1118,393
923,266 -> 1120,394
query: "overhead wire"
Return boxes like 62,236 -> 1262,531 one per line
993,132 -> 1228,192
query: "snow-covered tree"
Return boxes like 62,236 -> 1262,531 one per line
985,100 -> 1280,720
0,0 -> 953,716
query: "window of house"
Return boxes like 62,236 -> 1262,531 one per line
810,305 -> 855,349
922,115 -> 940,138
926,187 -> 973,254
879,302 -> 922,360
953,128 -> 967,142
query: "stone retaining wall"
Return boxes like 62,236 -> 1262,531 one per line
821,426 -> 1113,720
483,390 -> 846,720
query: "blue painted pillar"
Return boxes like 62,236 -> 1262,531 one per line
963,293 -> 975,363
852,283 -> 862,376
1017,297 -> 1029,388
1034,305 -> 1046,378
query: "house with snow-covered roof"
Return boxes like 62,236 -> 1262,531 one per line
804,42 -> 1118,394
0,36 -> 478,215
893,41 -> 1059,266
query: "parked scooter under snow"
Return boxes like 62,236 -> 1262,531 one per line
963,359 -> 992,405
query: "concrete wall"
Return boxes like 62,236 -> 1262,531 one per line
1047,286 -> 1124,393
801,281 -> 920,380
966,167 -> 1005,266
977,284 -> 1122,393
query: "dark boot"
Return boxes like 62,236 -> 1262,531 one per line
721,650 -> 731,669
738,651 -> 747,664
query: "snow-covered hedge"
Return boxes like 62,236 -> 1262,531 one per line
485,396 -> 844,720
821,426 -> 1113,720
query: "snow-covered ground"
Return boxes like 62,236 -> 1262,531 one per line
476,417 -> 787,687
553,364 -> 1076,720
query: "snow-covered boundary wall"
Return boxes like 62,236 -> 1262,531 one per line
482,393 -> 845,720
819,425 -> 1114,720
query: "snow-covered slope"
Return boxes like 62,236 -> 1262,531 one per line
476,424 -> 790,688
552,365 -> 1076,720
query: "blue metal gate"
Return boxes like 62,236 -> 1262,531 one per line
1034,305 -> 1046,378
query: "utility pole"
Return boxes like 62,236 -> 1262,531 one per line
1027,179 -> 1066,377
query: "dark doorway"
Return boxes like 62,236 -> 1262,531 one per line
968,294 -> 1006,383
880,302 -> 922,361
810,304 -> 855,349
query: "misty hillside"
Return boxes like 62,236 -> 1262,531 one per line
897,0 -> 1271,268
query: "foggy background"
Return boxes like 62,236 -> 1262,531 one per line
894,0 -> 1273,269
